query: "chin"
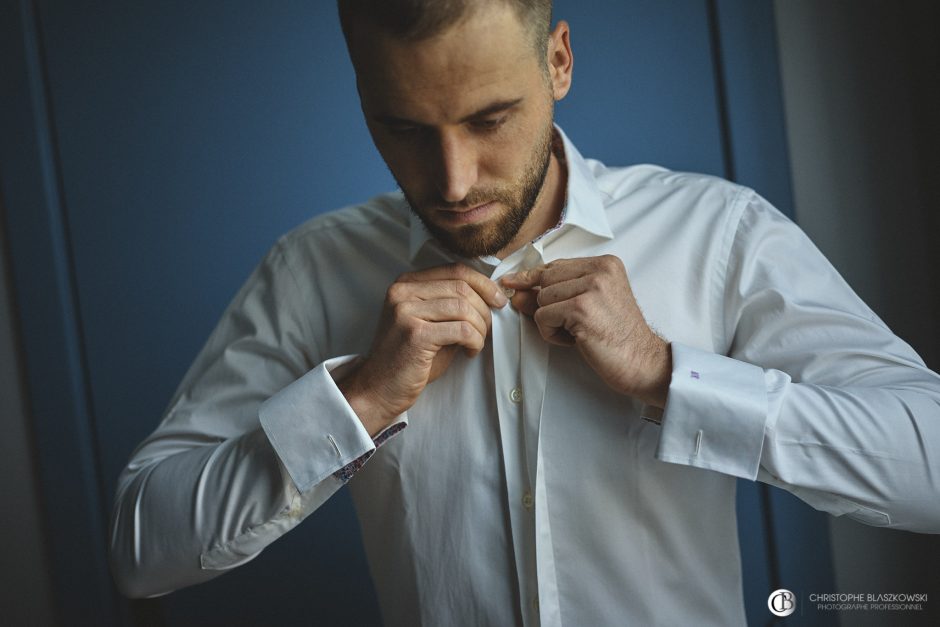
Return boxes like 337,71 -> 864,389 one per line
445,225 -> 518,258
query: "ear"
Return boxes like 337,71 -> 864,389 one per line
546,20 -> 573,101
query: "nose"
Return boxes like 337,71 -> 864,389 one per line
435,129 -> 478,203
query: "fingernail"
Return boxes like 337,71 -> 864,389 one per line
494,289 -> 508,307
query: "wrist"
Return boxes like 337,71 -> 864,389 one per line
631,337 -> 672,409
332,359 -> 398,437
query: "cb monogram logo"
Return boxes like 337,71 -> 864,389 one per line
768,589 -> 796,617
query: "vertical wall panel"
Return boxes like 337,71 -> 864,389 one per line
0,0 -> 118,624
714,4 -> 836,626
714,0 -> 795,216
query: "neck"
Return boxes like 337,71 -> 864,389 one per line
495,147 -> 568,260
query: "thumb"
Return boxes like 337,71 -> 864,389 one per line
509,289 -> 540,317
500,267 -> 543,289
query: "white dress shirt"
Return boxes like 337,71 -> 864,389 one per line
110,128 -> 940,626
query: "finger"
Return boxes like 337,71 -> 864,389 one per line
532,301 -> 578,346
500,258 -> 589,289
499,266 -> 545,290
535,276 -> 591,307
399,263 -> 507,308
426,320 -> 487,355
397,298 -> 489,340
510,289 -> 539,317
390,279 -> 493,329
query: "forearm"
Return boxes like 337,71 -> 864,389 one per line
109,427 -> 344,598
656,343 -> 940,532
759,376 -> 940,531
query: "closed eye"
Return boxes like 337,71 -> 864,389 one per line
373,98 -> 522,137
470,116 -> 509,133
384,123 -> 429,137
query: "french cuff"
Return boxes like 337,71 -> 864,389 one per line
260,355 -> 377,493
655,342 -> 768,480
334,419 -> 407,482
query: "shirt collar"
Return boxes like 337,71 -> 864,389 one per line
408,124 -> 613,263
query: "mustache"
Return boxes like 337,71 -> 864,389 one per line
424,187 -> 515,211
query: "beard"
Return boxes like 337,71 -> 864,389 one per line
397,122 -> 554,258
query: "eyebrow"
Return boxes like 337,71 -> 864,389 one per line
373,98 -> 524,127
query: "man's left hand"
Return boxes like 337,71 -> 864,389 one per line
500,255 -> 671,408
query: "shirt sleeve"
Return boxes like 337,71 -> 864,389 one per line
258,355 -> 406,491
655,191 -> 940,533
108,240 -> 405,598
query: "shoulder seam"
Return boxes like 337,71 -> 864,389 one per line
270,238 -> 323,366
709,186 -> 755,354
277,200 -> 405,247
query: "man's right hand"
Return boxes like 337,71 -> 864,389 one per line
335,263 -> 508,436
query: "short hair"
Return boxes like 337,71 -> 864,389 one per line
337,0 -> 553,58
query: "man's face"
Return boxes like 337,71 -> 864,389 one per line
348,4 -> 563,258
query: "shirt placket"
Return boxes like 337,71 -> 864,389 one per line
490,244 -> 554,627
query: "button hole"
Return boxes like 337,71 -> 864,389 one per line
693,430 -> 703,457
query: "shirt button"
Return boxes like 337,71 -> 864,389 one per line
522,493 -> 534,509
502,287 -> 516,299
510,387 -> 523,403
532,595 -> 540,612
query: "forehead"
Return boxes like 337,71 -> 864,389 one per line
349,4 -> 541,122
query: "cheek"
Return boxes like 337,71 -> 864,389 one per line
480,127 -> 538,181
477,147 -> 514,181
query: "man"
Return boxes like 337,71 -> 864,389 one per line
109,1 -> 940,625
